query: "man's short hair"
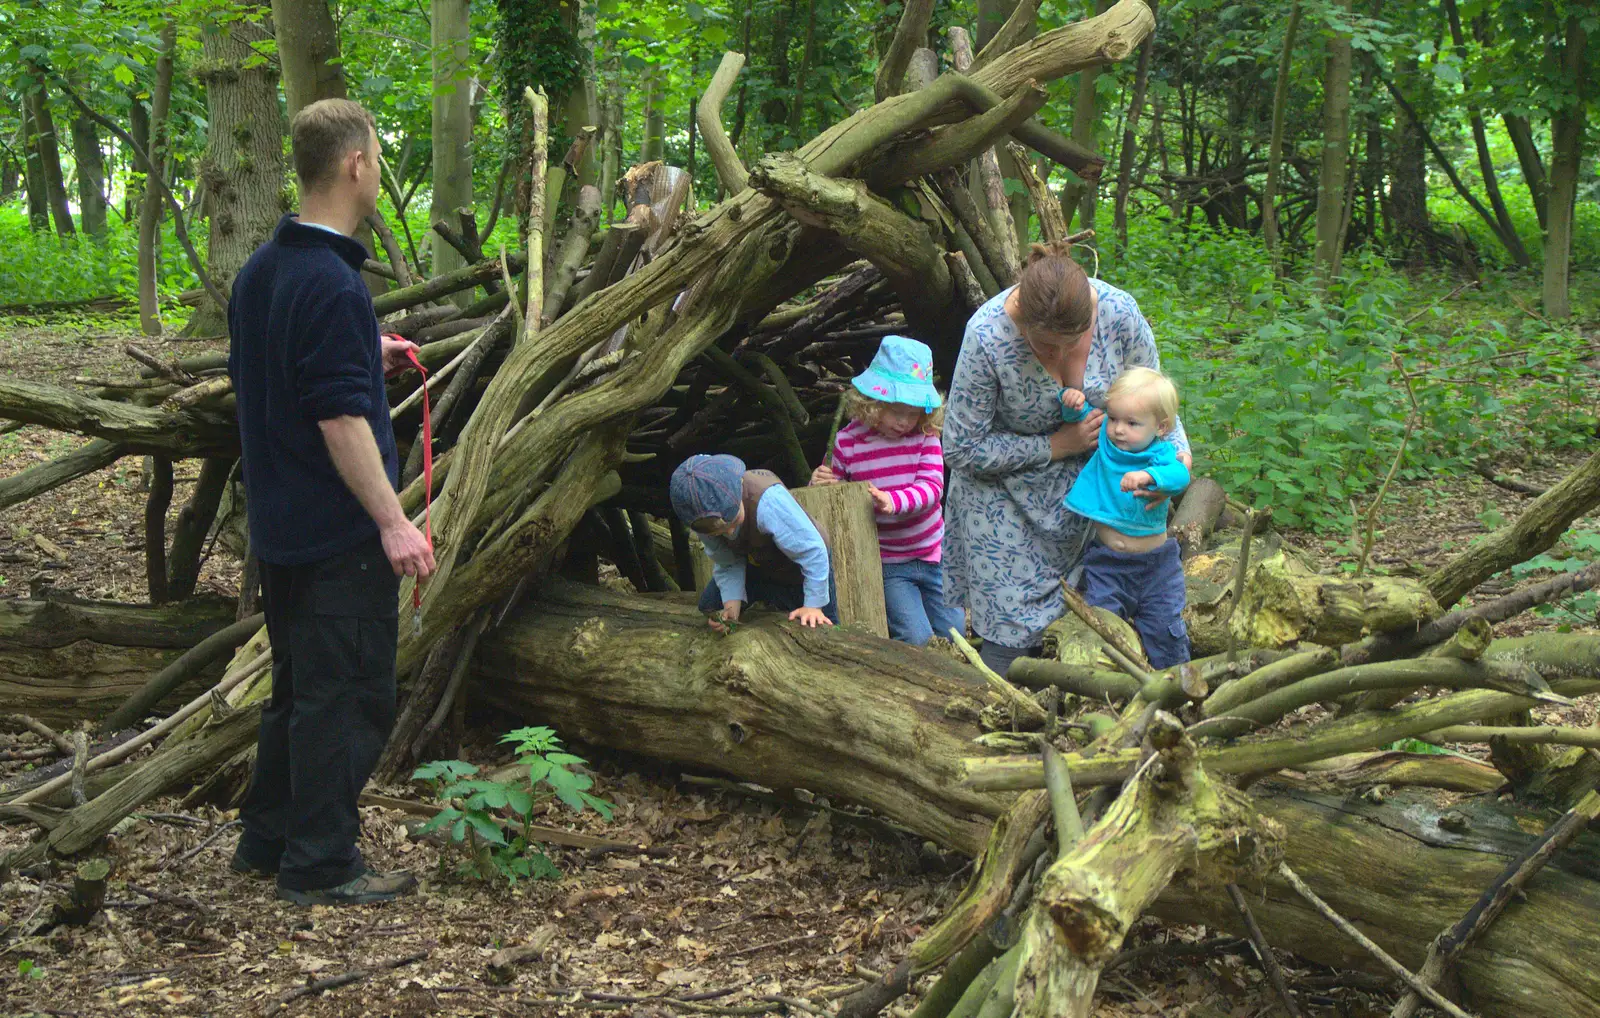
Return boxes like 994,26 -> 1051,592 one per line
290,99 -> 376,191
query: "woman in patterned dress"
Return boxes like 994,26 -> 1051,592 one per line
942,243 -> 1192,675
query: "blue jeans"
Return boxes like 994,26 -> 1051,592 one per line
883,559 -> 965,646
1080,538 -> 1190,669
698,566 -> 840,624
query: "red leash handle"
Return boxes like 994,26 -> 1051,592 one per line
386,335 -> 433,622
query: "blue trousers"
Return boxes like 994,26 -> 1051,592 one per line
699,566 -> 840,624
1081,539 -> 1190,669
883,559 -> 965,646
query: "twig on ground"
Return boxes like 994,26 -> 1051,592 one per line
1472,462 -> 1545,497
126,883 -> 213,916
1278,863 -> 1475,1018
1402,280 -> 1478,326
4,715 -> 75,756
724,931 -> 822,958
170,818 -> 242,869
1227,883 -> 1303,1017
267,948 -> 431,1011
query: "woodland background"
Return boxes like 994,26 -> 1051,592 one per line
0,0 -> 1596,539
2,2 -> 1600,1016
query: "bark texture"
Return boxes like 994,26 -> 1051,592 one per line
190,9 -> 287,337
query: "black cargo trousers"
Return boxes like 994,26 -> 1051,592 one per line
235,537 -> 400,892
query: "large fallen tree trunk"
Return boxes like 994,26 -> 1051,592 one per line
474,582 -> 1007,852
0,596 -> 237,726
471,582 -> 1600,1018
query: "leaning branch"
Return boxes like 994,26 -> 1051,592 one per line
875,0 -> 935,100
0,380 -> 238,458
697,52 -> 750,194
1426,447 -> 1600,609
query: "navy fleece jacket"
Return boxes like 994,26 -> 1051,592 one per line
228,214 -> 399,566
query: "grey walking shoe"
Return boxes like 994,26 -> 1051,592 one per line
275,869 -> 418,906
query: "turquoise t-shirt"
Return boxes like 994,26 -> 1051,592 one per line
1063,423 -> 1190,537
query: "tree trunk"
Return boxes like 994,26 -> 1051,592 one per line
1389,55 -> 1429,267
20,102 -> 51,231
431,0 -> 475,289
189,8 -> 286,338
1502,113 -> 1547,231
270,0 -> 348,115
642,70 -> 666,162
1111,0 -> 1156,248
139,22 -> 177,337
69,112 -> 108,237
0,597 -> 237,726
1261,1 -> 1301,262
475,581 -> 1005,852
127,90 -> 150,224
1441,0 -> 1528,267
1542,14 -> 1586,319
1062,0 -> 1112,231
23,82 -> 76,237
1311,0 -> 1352,285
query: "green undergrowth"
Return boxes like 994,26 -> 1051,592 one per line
1105,215 -> 1599,532
414,725 -> 613,886
0,207 -> 204,306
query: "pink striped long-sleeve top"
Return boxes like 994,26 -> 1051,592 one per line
829,419 -> 946,563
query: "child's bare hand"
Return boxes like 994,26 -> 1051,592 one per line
867,485 -> 894,514
810,464 -> 838,485
1120,470 -> 1154,492
789,606 -> 834,628
708,600 -> 743,633
1060,387 -> 1086,411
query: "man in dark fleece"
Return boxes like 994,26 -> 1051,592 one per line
227,98 -> 435,906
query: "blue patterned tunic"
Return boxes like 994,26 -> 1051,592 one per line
942,280 -> 1190,649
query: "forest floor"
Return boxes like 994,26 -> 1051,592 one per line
1,304 -> 1598,1017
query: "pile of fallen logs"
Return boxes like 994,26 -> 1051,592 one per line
5,0 -> 1600,1013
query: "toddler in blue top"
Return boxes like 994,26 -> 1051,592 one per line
1061,367 -> 1192,668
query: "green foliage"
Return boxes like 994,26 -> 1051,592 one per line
1110,217 -> 1600,531
412,726 -> 612,886
17,958 -> 45,979
495,0 -> 583,121
1509,522 -> 1600,625
0,206 -> 202,305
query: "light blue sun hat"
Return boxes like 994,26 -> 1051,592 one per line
851,335 -> 942,412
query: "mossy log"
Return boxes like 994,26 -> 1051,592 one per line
1153,785 -> 1600,1018
472,586 -> 1600,1017
0,597 -> 237,726
473,581 -> 1006,853
1183,530 -> 1440,653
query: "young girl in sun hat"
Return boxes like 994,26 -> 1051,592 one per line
810,335 -> 964,646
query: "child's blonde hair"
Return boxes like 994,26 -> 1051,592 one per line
1107,367 -> 1179,433
845,389 -> 945,436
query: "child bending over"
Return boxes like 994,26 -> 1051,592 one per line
811,335 -> 963,646
1062,366 -> 1192,668
670,453 -> 838,630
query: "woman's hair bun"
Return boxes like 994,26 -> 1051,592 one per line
1025,240 -> 1074,265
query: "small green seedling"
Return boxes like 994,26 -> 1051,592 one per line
413,726 -> 613,885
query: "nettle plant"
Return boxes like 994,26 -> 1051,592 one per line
413,726 -> 614,885
1508,523 -> 1600,628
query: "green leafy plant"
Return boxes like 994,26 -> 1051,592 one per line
17,958 -> 44,980
412,726 -> 612,885
1509,524 -> 1600,625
